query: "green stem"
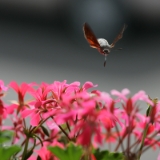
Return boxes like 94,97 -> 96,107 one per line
21,136 -> 29,160
127,116 -> 131,158
31,116 -> 50,134
137,122 -> 149,160
114,122 -> 125,152
66,121 -> 71,132
137,104 -> 153,160
138,124 -> 148,160
58,125 -> 71,141
140,135 -> 160,154
51,116 -> 71,141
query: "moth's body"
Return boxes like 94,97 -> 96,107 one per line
97,38 -> 111,55
83,23 -> 127,66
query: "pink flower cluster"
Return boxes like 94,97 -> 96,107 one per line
0,80 -> 160,160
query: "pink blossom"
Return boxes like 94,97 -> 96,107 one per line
8,81 -> 35,113
132,90 -> 153,105
157,153 -> 160,160
50,80 -> 80,100
21,81 -> 80,126
2,114 -> 24,143
111,88 -> 130,102
81,81 -> 98,90
36,141 -> 63,160
0,80 -> 8,125
0,80 -> 8,92
0,79 -> 160,159
21,82 -> 56,126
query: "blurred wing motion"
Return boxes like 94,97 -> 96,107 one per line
83,23 -> 101,49
110,24 -> 127,48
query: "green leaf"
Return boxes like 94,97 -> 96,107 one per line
146,106 -> 152,116
48,143 -> 83,160
24,149 -> 33,159
0,130 -> 13,143
37,155 -> 42,160
109,152 -> 124,160
58,136 -> 69,145
24,137 -> 36,159
93,149 -> 124,160
41,126 -> 50,137
0,145 -> 21,160
93,149 -> 109,160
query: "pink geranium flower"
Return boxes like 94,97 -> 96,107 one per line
0,80 -> 8,125
21,80 -> 80,126
2,114 -> 24,144
71,108 -> 102,147
1,79 -> 160,160
29,141 -> 63,160
8,81 -> 35,113
50,80 -> 80,99
157,153 -> 160,160
0,80 -> 8,92
21,82 -> 55,126
81,81 -> 98,91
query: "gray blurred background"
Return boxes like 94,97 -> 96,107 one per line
0,0 -> 160,159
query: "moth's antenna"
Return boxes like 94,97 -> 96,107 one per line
104,55 -> 107,67
117,48 -> 123,50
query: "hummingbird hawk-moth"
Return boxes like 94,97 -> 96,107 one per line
83,23 -> 127,67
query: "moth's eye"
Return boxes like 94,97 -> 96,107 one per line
103,49 -> 110,54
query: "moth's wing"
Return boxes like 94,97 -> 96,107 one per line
110,24 -> 127,48
83,23 -> 101,49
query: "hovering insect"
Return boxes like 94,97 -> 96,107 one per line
83,23 -> 127,67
